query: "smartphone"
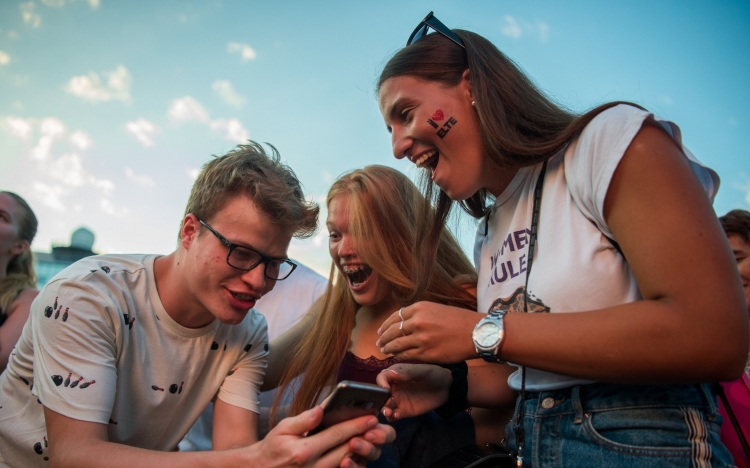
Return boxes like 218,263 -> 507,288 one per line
307,380 -> 391,435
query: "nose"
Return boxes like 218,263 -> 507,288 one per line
239,262 -> 267,291
337,235 -> 357,259
391,126 -> 412,160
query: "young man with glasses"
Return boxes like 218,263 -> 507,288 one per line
0,142 -> 394,468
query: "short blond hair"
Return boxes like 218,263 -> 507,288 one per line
182,141 -> 318,240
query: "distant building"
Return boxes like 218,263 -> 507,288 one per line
34,227 -> 97,288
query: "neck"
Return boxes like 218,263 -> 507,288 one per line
483,160 -> 520,198
153,251 -> 214,329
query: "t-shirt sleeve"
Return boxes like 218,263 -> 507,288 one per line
31,275 -> 120,424
564,104 -> 719,240
215,311 -> 269,414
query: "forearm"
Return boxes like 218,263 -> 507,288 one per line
501,299 -> 748,383
262,312 -> 314,391
466,363 -> 516,409
49,439 -> 254,468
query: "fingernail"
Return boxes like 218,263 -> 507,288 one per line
375,339 -> 381,347
351,439 -> 363,451
380,347 -> 386,354
377,328 -> 382,335
365,432 -> 376,442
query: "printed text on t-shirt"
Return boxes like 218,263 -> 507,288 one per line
487,228 -> 532,287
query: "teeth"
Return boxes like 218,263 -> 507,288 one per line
343,265 -> 365,274
232,292 -> 253,301
415,150 -> 437,168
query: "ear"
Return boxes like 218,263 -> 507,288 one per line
460,69 -> 474,103
180,214 -> 200,250
10,240 -> 29,257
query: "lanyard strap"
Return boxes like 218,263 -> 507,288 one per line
513,159 -> 548,466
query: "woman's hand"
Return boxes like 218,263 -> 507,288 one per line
376,301 -> 481,363
375,363 -> 452,421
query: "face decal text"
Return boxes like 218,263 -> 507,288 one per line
437,117 -> 457,139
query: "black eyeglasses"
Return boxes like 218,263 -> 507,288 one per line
197,218 -> 297,281
407,11 -> 465,49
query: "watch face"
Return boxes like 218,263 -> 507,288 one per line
475,321 -> 500,348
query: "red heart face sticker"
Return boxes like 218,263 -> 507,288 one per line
431,109 -> 445,121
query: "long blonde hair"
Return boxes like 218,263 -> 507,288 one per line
0,191 -> 38,315
271,166 -> 476,422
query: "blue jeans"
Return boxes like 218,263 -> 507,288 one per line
504,382 -> 736,467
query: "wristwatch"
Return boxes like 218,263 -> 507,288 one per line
472,310 -> 506,363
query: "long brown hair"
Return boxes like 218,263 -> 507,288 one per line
271,166 -> 476,422
378,29 -> 643,291
0,191 -> 38,315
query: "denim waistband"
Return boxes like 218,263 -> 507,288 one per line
521,382 -> 718,422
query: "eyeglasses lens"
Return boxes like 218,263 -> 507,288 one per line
228,247 -> 292,280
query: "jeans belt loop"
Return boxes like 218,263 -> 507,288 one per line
699,383 -> 718,421
572,385 -> 584,424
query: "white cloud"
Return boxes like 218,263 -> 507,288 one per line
69,130 -> 92,150
0,51 -> 10,66
32,182 -> 67,212
99,198 -> 128,217
501,15 -> 522,39
125,168 -> 155,186
31,117 -> 66,161
2,117 -> 33,140
8,31 -> 21,40
186,168 -> 200,180
500,15 -> 549,43
49,153 -> 87,186
209,118 -> 249,144
227,42 -> 257,62
168,96 -> 209,123
40,0 -> 99,8
65,65 -> 132,103
20,2 -> 41,28
125,118 -> 158,146
212,80 -> 245,108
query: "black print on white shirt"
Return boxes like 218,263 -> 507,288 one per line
44,297 -> 71,322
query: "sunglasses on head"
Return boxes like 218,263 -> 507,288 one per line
407,11 -> 465,49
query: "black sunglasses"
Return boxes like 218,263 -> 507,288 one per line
407,11 -> 465,49
197,217 -> 297,281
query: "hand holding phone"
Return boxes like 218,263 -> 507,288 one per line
307,380 -> 391,436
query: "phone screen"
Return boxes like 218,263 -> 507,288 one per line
307,380 -> 391,435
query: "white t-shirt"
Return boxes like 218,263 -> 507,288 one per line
0,254 -> 268,467
178,261 -> 327,451
473,104 -> 719,392
258,262 -> 328,342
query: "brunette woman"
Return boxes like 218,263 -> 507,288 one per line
374,12 -> 748,467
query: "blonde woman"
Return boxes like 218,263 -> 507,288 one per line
0,191 -> 38,371
268,165 -> 513,466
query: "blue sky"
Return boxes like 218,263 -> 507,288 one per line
1,0 -> 748,275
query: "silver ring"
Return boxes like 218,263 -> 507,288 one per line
398,307 -> 406,336
398,308 -> 404,321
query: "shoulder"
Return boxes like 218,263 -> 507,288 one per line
5,288 -> 39,318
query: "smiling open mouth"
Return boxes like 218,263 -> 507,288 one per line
415,150 -> 439,170
343,265 -> 373,287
